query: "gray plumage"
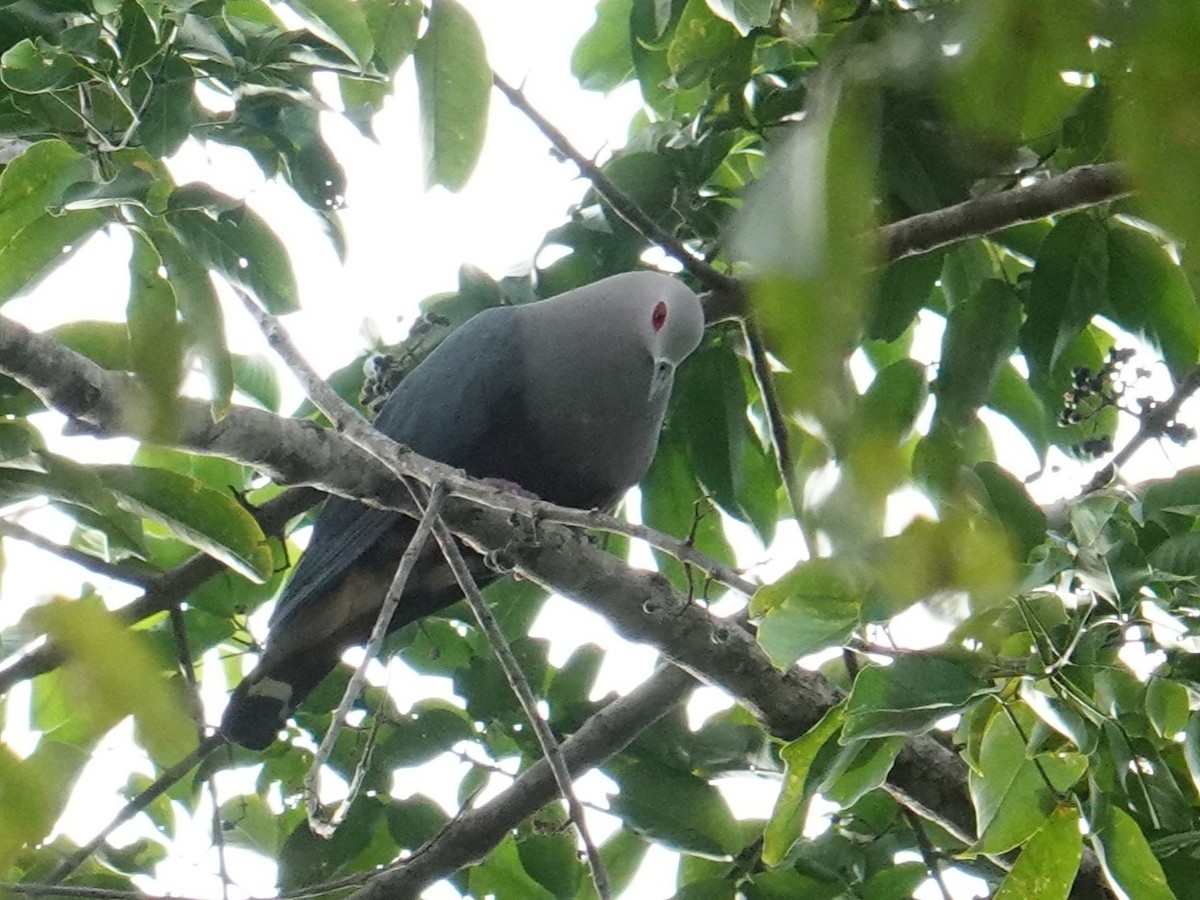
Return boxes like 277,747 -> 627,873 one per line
221,272 -> 704,749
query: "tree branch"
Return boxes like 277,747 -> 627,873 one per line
491,72 -> 742,299
0,518 -> 157,589
878,163 -> 1129,262
0,312 -> 1115,897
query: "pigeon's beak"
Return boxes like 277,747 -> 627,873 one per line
649,359 -> 674,401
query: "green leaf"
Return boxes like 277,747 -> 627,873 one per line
31,598 -> 196,764
817,735 -> 905,808
970,706 -> 1087,855
1091,806 -> 1176,900
1019,679 -> 1097,754
1148,532 -> 1200,578
0,743 -> 58,873
414,0 -> 490,192
290,0 -> 374,67
1117,4 -> 1200,251
866,251 -> 944,343
169,202 -> 299,314
936,279 -> 1021,428
469,836 -> 556,900
571,0 -> 635,92
609,759 -> 741,858
666,0 -> 739,90
1184,715 -> 1200,802
974,461 -> 1047,560
94,464 -> 272,581
149,223 -> 234,416
219,794 -> 278,855
139,57 -> 204,158
1146,676 -> 1189,740
762,705 -> 844,866
518,831 -> 583,900
706,0 -> 775,36
947,0 -> 1092,142
751,558 -> 861,667
672,337 -> 779,542
363,0 -> 421,74
1106,225 -> 1200,383
988,363 -> 1049,460
737,81 -> 878,431
992,806 -> 1082,900
843,655 -> 985,742
574,829 -> 647,900
232,354 -> 281,412
0,38 -> 87,93
1021,215 -> 1108,373
127,231 -> 184,436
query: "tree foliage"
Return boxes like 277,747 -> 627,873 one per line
1,0 -> 1200,898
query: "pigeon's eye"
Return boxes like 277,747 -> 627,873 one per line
651,301 -> 667,332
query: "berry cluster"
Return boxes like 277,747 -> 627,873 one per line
1057,346 -> 1196,458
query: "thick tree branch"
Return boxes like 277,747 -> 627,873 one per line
878,163 -> 1129,262
0,314 -> 1115,898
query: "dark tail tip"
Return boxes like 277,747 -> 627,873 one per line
220,693 -> 285,750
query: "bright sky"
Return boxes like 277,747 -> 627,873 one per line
4,2 -> 1200,898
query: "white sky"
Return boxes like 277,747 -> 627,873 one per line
4,1 -> 1200,897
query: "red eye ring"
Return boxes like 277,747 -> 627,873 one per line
651,301 -> 667,332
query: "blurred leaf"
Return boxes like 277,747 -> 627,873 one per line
974,461 -> 1047,560
667,0 -> 738,90
844,655 -> 985,742
290,0 -> 374,67
1117,4 -> 1200,251
706,0 -> 774,36
518,830 -> 583,899
737,80 -> 878,432
32,598 -> 195,763
992,806 -> 1082,900
386,794 -> 450,850
414,0 -> 490,191
989,363 -> 1050,460
575,829 -> 648,900
94,464 -> 272,581
948,0 -> 1092,142
219,794 -> 278,855
866,250 -> 944,343
752,558 -> 861,667
572,0 -> 635,92
0,743 -> 56,874
363,0 -> 420,74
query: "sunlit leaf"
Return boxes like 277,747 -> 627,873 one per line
992,806 -> 1082,900
414,0 -> 490,191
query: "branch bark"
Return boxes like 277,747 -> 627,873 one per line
0,314 -> 1114,898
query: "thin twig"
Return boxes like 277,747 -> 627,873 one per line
44,733 -> 224,885
0,488 -> 321,696
491,71 -> 739,298
431,518 -> 611,900
902,807 -> 953,900
1082,363 -> 1200,494
304,481 -> 449,836
740,320 -> 818,558
0,518 -> 156,588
